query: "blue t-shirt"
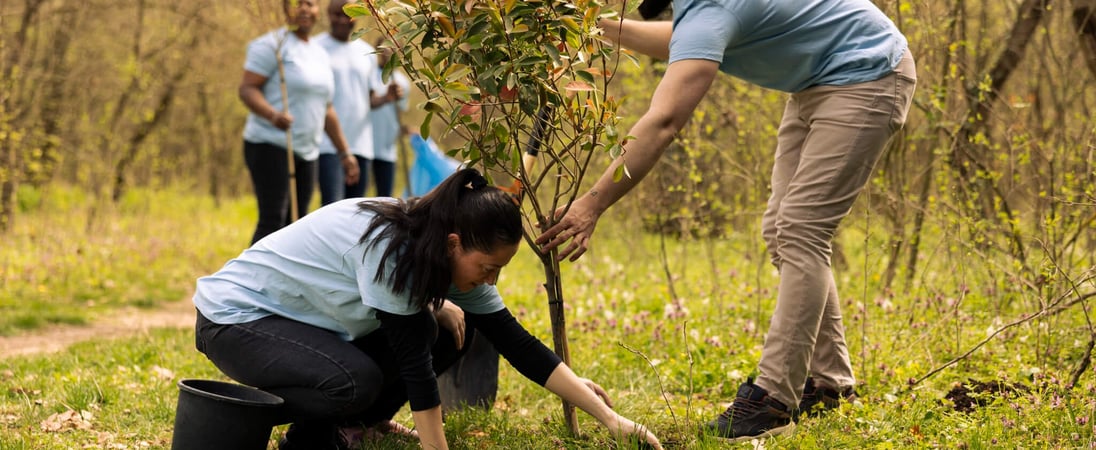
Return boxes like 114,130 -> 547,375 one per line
669,0 -> 908,92
317,34 -> 381,158
242,28 -> 335,161
193,198 -> 506,340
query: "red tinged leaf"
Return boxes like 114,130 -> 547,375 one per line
459,101 -> 481,117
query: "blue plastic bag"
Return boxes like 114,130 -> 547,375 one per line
407,134 -> 463,197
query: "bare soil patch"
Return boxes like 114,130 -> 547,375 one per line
944,378 -> 1031,413
0,297 -> 195,359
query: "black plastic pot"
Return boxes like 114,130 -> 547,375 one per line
171,379 -> 284,450
438,332 -> 499,415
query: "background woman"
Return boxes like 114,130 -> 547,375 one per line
238,0 -> 359,244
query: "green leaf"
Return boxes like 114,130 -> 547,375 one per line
423,101 -> 445,113
478,74 -> 499,96
420,112 -> 434,139
544,42 -> 562,67
560,17 -> 581,34
342,3 -> 370,18
349,28 -> 370,42
609,143 -> 623,159
442,63 -> 473,83
612,163 -> 626,182
443,81 -> 478,96
492,121 -> 509,143
575,70 -> 595,83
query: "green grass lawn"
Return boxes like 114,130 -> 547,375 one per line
1,186 -> 1093,448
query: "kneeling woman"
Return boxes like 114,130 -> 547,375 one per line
192,168 -> 662,450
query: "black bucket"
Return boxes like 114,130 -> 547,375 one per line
171,379 -> 285,450
438,332 -> 499,415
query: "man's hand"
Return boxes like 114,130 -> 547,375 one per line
341,153 -> 360,186
385,83 -> 404,102
535,195 -> 601,262
434,300 -> 465,350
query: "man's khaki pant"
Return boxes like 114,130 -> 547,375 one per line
756,50 -> 918,408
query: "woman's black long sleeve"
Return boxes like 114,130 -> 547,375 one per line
466,308 -> 562,386
375,309 -> 440,411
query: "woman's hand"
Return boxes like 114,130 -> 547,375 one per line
544,367 -> 663,449
434,300 -> 465,350
577,377 -> 613,408
579,377 -> 662,449
268,110 -> 293,130
602,414 -> 663,450
239,70 -> 293,130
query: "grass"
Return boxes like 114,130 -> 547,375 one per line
1,186 -> 1094,448
0,185 -> 253,336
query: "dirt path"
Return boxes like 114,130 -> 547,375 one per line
0,296 -> 196,359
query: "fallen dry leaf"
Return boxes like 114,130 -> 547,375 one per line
40,409 -> 93,432
150,365 -> 174,381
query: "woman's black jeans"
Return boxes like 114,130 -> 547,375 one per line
243,140 -> 317,245
195,310 -> 468,427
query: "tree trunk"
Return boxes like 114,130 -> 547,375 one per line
540,253 -> 579,435
1073,0 -> 1096,77
112,68 -> 186,202
0,134 -> 16,233
33,11 -> 79,186
951,0 -> 1049,265
197,83 -> 222,203
903,0 -> 965,289
0,0 -> 50,233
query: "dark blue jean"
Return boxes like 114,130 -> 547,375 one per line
318,154 -> 371,205
194,310 -> 467,426
243,141 -> 317,244
369,159 -> 396,198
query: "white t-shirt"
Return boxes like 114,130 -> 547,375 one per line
370,70 -> 411,163
316,34 -> 382,158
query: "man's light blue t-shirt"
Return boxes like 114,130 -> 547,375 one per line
669,0 -> 908,93
317,34 -> 381,159
242,29 -> 334,161
371,70 -> 410,163
193,198 -> 506,341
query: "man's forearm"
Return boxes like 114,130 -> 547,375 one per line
599,18 -> 672,60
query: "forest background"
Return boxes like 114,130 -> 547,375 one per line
2,0 -> 1096,448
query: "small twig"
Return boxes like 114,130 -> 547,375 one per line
618,342 -> 678,428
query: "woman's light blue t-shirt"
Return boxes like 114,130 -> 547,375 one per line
193,198 -> 506,341
242,28 -> 335,161
669,0 -> 908,92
